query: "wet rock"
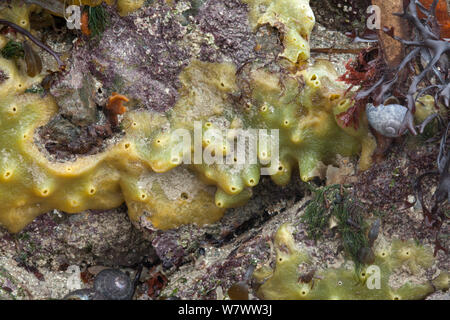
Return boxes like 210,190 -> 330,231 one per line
0,206 -> 151,269
197,0 -> 256,65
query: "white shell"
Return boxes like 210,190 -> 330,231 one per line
366,103 -> 408,138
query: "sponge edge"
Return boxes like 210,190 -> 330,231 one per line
116,0 -> 145,16
255,224 -> 448,300
124,166 -> 226,230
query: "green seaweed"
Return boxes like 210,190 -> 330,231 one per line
301,184 -> 368,271
86,5 -> 109,39
1,40 -> 24,59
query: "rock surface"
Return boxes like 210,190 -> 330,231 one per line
0,1 -> 448,300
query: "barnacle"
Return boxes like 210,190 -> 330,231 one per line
310,0 -> 370,33
255,224 -> 449,300
0,0 -> 380,233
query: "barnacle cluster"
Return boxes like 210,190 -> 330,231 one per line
310,0 -> 371,32
0,0 -> 381,233
254,224 -> 449,300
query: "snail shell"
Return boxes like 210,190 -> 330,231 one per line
228,282 -> 249,300
366,103 -> 408,138
63,288 -> 105,300
94,269 -> 134,300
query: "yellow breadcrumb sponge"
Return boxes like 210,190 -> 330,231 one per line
244,0 -> 315,63
116,0 -> 144,16
0,0 -> 379,232
0,1 -> 34,30
255,224 -> 449,300
0,54 -> 376,232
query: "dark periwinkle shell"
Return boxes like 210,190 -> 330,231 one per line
23,40 -> 42,78
63,288 -> 105,300
94,269 -> 134,300
228,282 -> 249,300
